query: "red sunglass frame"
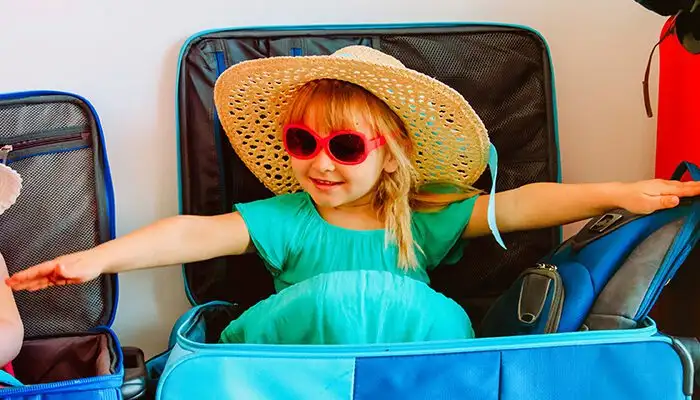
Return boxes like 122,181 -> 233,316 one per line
282,123 -> 386,165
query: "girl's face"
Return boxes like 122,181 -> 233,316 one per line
289,111 -> 397,209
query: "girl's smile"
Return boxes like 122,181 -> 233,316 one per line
309,177 -> 345,191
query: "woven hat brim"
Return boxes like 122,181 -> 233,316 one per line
214,54 -> 490,195
0,164 -> 21,215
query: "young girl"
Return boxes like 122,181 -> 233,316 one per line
0,163 -> 24,379
5,46 -> 700,345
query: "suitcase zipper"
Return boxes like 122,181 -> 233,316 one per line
176,303 -> 662,356
0,145 -> 11,164
0,131 -> 89,163
637,269 -> 674,321
176,319 -> 665,357
0,374 -> 122,396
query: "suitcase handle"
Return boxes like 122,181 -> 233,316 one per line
670,336 -> 700,395
121,346 -> 148,400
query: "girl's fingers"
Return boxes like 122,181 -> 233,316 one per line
659,195 -> 680,209
5,261 -> 58,286
8,276 -> 53,291
25,281 -> 51,292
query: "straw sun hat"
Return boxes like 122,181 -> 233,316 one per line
213,45 -> 492,195
0,163 -> 21,215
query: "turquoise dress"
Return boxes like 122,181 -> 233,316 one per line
218,191 -> 479,345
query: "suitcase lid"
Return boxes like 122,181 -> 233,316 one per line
0,91 -> 117,339
175,23 -> 561,320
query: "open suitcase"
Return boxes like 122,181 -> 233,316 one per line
147,23 -> 695,399
0,91 -> 147,399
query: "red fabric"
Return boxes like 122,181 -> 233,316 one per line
655,17 -> 700,180
650,19 -> 700,397
1,362 -> 14,376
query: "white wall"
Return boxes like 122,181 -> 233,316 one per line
0,0 -> 667,358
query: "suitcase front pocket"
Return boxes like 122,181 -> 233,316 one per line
0,129 -> 90,164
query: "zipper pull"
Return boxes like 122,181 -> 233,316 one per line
0,145 -> 12,165
536,262 -> 558,271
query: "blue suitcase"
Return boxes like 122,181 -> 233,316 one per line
147,23 -> 695,399
0,91 -> 146,399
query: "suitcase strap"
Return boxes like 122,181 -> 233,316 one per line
0,370 -> 23,387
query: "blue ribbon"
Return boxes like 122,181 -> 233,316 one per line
486,143 -> 506,249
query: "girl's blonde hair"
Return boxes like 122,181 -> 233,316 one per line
283,79 -> 481,270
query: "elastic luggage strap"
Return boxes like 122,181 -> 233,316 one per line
487,143 -> 506,249
0,370 -> 23,387
661,161 -> 700,276
673,161 -> 700,182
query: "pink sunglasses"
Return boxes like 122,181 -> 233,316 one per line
282,123 -> 386,165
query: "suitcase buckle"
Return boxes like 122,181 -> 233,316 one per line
589,212 -> 623,233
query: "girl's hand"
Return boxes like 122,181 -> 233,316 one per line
4,250 -> 105,292
617,179 -> 700,215
464,178 -> 700,238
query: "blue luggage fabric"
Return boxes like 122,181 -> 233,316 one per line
148,22 -> 695,400
0,91 -> 128,399
152,302 -> 692,400
480,161 -> 700,337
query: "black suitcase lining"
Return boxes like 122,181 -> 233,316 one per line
177,26 -> 560,325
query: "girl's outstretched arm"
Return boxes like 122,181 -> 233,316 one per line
6,212 -> 253,291
463,179 -> 700,239
0,256 -> 23,366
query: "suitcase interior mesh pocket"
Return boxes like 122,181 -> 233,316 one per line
0,98 -> 111,337
0,101 -> 88,139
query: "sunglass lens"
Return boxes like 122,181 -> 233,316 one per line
286,128 -> 317,157
330,133 -> 366,163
